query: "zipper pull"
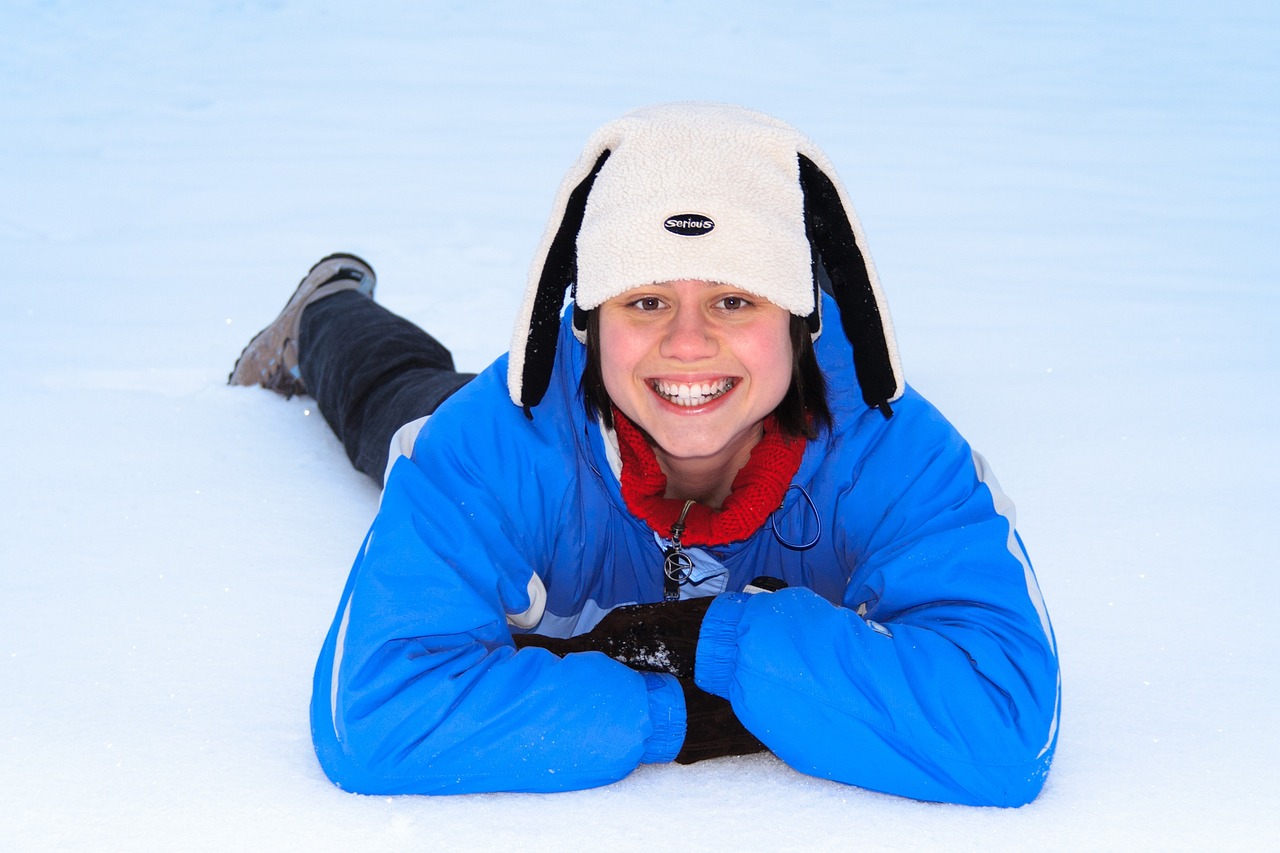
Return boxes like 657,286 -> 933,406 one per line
662,500 -> 696,601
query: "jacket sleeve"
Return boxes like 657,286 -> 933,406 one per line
694,391 -> 1060,806
309,372 -> 686,795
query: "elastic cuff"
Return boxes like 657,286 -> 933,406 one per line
695,592 -> 749,698
639,671 -> 686,764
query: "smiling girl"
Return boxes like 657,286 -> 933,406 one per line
230,103 -> 1059,806
598,280 -> 796,506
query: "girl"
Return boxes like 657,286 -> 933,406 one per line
231,103 -> 1059,806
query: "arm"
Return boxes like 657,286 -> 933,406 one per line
309,377 -> 685,795
696,392 -> 1060,806
512,598 -> 767,764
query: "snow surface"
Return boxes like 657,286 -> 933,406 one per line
2,1 -> 1277,849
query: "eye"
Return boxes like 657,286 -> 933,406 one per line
630,296 -> 665,311
715,294 -> 753,311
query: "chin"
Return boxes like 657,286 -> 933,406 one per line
644,415 -> 759,463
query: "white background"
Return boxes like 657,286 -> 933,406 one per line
2,1 -> 1276,849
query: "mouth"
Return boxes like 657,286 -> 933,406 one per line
651,377 -> 737,407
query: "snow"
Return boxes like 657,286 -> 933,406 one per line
2,0 -> 1277,848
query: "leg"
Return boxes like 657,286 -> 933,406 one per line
298,290 -> 475,480
229,255 -> 476,483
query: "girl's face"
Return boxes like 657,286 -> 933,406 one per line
598,279 -> 793,472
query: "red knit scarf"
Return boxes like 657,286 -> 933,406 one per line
613,410 -> 807,547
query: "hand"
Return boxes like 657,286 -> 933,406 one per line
512,597 -> 713,678
674,678 -> 766,764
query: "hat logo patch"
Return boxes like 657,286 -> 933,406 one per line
664,214 -> 715,236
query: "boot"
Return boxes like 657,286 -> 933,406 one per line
227,253 -> 375,398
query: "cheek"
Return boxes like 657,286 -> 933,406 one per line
746,320 -> 794,403
597,317 -> 639,403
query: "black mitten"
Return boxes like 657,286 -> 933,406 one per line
674,678 -> 766,764
512,597 -> 713,678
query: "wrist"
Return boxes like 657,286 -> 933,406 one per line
639,671 -> 686,763
694,592 -> 750,698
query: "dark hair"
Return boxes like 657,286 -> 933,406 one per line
581,309 -> 831,440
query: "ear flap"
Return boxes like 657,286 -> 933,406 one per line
515,150 -> 611,417
798,153 -> 903,418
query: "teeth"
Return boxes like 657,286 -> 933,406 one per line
652,378 -> 735,406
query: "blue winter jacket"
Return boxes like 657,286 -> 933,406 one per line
310,295 -> 1060,806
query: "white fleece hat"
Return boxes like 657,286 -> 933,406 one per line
509,102 -> 903,418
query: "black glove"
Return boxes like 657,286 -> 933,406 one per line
512,598 -> 766,764
674,678 -> 766,764
512,597 -> 713,678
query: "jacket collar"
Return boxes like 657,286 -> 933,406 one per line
611,409 -> 806,547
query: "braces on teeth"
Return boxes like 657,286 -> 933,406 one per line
653,378 -> 736,406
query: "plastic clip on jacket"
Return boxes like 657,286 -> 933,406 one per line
662,500 -> 696,601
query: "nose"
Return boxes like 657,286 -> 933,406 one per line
659,301 -> 717,361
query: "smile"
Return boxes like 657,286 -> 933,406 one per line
651,378 -> 736,407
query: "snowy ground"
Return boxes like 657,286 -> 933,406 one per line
2,1 -> 1277,849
